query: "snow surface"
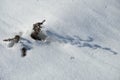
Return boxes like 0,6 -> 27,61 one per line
0,0 -> 120,80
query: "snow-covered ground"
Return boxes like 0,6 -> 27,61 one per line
0,0 -> 120,80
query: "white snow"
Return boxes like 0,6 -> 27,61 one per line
0,0 -> 120,80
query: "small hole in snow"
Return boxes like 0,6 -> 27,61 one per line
70,56 -> 75,60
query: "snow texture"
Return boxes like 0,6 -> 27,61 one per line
0,0 -> 120,80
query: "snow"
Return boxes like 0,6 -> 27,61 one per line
0,0 -> 120,80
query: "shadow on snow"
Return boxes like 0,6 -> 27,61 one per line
46,30 -> 118,55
